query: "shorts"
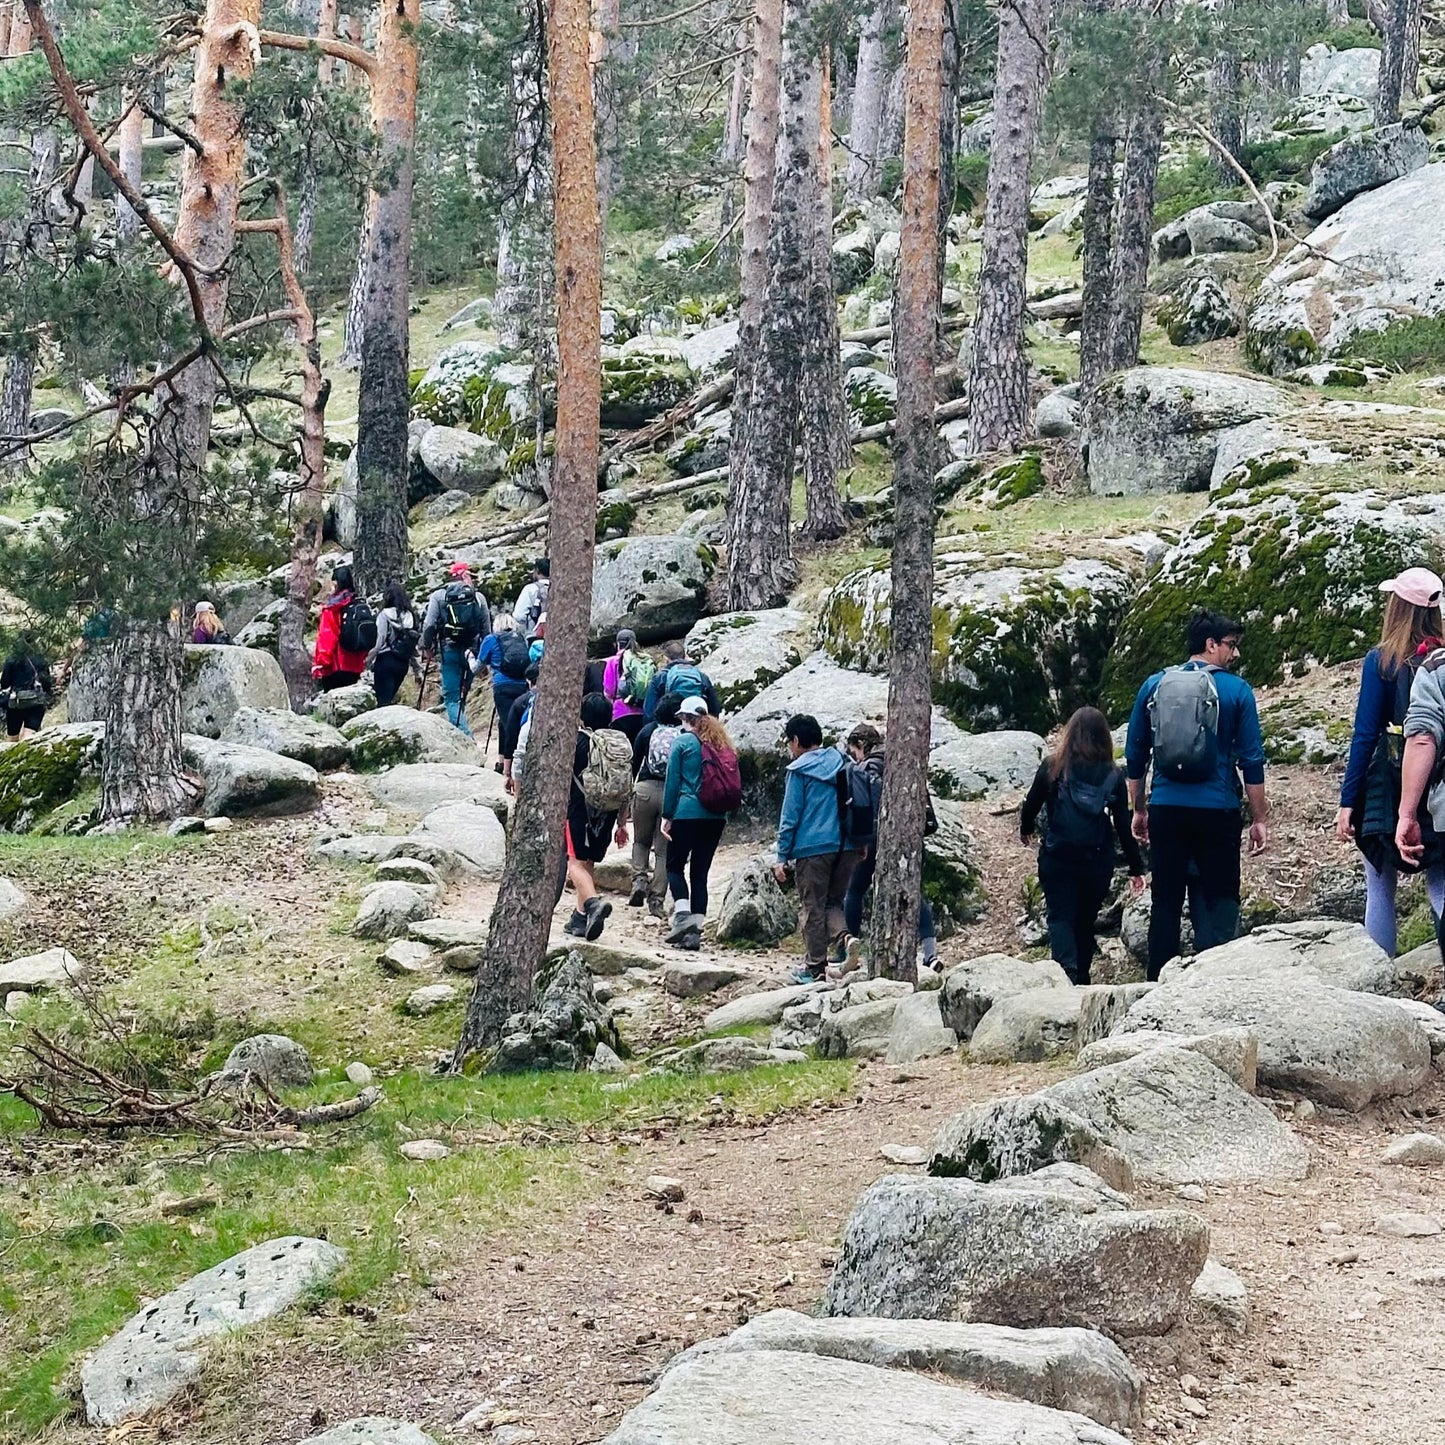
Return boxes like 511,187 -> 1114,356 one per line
565,808 -> 614,863
6,705 -> 43,736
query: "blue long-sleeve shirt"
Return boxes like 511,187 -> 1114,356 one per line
1339,648 -> 1412,811
1125,661 -> 1266,811
643,663 -> 721,720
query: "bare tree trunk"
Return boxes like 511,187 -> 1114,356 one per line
846,0 -> 896,202
455,0 -> 600,1066
878,60 -> 904,167
1210,8 -> 1243,183
1376,0 -> 1418,124
800,51 -> 849,543
1102,101 -> 1162,375
966,0 -> 1051,454
1325,0 -> 1348,22
352,0 -> 420,595
593,0 -> 623,228
317,0 -> 338,84
1404,0 -> 1422,97
722,22 -> 749,163
115,94 -> 144,247
1077,111 -> 1116,395
339,216 -> 369,363
869,0 -> 943,986
0,352 -> 33,472
727,0 -> 823,609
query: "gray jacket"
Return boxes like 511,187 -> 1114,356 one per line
1404,649 -> 1445,826
421,583 -> 491,653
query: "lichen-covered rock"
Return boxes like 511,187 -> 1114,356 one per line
409,801 -> 508,875
0,721 -> 103,832
590,535 -> 714,644
716,855 -> 799,944
1159,919 -> 1395,995
233,598 -> 285,656
417,424 -> 506,492
221,707 -> 351,771
220,1033 -> 314,1087
664,408 -> 730,475
685,608 -> 808,712
414,341 -> 532,446
1100,483 -> 1445,711
353,881 -> 438,940
885,991 -> 959,1064
657,1035 -> 808,1072
1300,43 -> 1380,100
818,557 -> 1132,733
844,367 -> 897,428
1081,367 -> 1292,496
1246,164 -> 1445,374
310,681 -> 378,728
923,798 -> 987,927
482,950 -> 623,1072
0,946 -> 89,993
679,319 -> 740,376
927,730 -> 1044,801
818,997 -> 905,1059
1157,272 -> 1240,347
341,706 -> 477,769
939,953 -> 1070,1039
825,1165 -> 1209,1337
1153,200 -> 1269,261
1302,122 -> 1428,222
600,350 -> 691,427
365,762 -> 510,817
182,737 -> 321,817
1035,388 -> 1080,438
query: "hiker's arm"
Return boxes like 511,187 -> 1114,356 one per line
363,612 -> 388,672
1237,692 -> 1268,854
776,775 -> 799,867
420,594 -> 441,652
703,679 -> 721,717
1018,763 -> 1048,842
662,741 -> 683,818
1112,772 -> 1146,878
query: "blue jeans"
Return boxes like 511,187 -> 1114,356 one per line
440,645 -> 472,735
1364,856 -> 1445,957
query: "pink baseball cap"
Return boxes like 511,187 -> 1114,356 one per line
448,560 -> 472,577
1380,567 -> 1444,608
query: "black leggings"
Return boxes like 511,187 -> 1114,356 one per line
1146,804 -> 1243,979
665,817 -> 726,917
373,654 -> 410,707
1038,847 -> 1115,985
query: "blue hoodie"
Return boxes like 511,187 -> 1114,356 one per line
776,746 -> 844,863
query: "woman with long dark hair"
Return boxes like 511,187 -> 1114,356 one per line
1337,568 -> 1445,954
1020,706 -> 1145,984
363,579 -> 419,707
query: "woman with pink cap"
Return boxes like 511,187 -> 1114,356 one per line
1336,566 -> 1445,953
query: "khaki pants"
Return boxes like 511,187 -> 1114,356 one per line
630,778 -> 667,902
794,850 -> 859,965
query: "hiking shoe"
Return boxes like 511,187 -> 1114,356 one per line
844,936 -> 866,974
666,911 -> 700,944
584,897 -> 612,941
791,964 -> 825,984
563,909 -> 587,938
628,887 -> 646,908
647,895 -> 668,921
674,930 -> 702,952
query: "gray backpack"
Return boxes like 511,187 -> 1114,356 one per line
1149,665 -> 1220,783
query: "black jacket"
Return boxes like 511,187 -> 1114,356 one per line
1020,759 -> 1144,874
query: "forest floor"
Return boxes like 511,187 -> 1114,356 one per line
3,736 -> 1445,1445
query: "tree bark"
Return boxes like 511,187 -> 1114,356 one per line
1209,7 -> 1243,183
845,0 -> 896,202
339,214 -> 369,363
727,0 -> 784,470
1325,0 -> 1348,22
1077,110 -> 1116,395
0,352 -> 33,471
352,0 -> 420,595
1403,0 -> 1422,98
115,94 -> 144,247
455,0 -> 600,1066
966,0 -> 1052,454
727,0 -> 822,609
1376,0 -> 1417,125
1102,100 -> 1162,375
722,21 -> 749,163
869,0 -> 943,986
799,50 -> 850,543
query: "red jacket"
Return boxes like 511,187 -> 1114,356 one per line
313,592 -> 370,678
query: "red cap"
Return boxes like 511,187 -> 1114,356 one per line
448,561 -> 472,578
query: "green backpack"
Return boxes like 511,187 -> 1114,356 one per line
621,650 -> 656,706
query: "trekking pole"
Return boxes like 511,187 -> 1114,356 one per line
415,655 -> 432,710
482,703 -> 496,757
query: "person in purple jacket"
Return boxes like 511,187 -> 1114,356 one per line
1337,567 -> 1445,955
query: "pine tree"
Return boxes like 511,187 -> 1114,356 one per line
845,0 -> 896,202
869,0 -> 944,985
455,0 -> 601,1065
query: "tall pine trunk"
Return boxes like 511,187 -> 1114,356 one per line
115,94 -> 144,247
1102,101 -> 1162,375
1077,112 -> 1116,395
495,35 -> 554,358
340,216 -> 369,363
1376,0 -> 1418,125
0,353 -> 33,472
454,0 -> 600,1065
727,0 -> 822,609
352,0 -> 419,594
869,0 -> 943,985
799,51 -> 850,543
1210,35 -> 1243,181
966,0 -> 1051,454
845,0 -> 896,202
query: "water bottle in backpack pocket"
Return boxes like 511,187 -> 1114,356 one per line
1148,665 -> 1220,783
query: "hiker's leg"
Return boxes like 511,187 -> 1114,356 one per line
793,854 -> 832,966
665,819 -> 693,911
843,850 -> 876,939
440,646 -> 472,735
1425,863 -> 1445,926
631,780 -> 662,893
1363,855 -> 1400,957
825,850 -> 860,953
1038,851 -> 1082,983
1074,860 -> 1114,986
1189,807 -> 1243,953
1146,805 -> 1189,981
918,898 -> 937,965
687,818 -> 726,918
568,858 -> 597,906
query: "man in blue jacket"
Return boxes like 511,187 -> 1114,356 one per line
643,641 -> 722,719
1125,608 -> 1269,979
774,714 -> 859,980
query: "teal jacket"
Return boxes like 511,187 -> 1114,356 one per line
776,746 -> 845,862
663,730 -> 724,821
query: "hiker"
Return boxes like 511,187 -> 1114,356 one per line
1125,608 -> 1268,981
313,565 -> 374,691
514,558 -> 550,640
191,601 -> 230,645
474,614 -> 532,758
1021,707 -> 1146,985
500,663 -> 540,795
1,641 -> 52,742
603,628 -> 654,741
421,560 -> 491,735
661,696 -> 739,946
835,723 -> 940,979
529,617 -> 547,668
1337,568 -> 1445,955
630,692 -> 682,920
363,580 -> 420,707
564,691 -> 633,941
643,640 -> 721,719
774,713 -> 858,981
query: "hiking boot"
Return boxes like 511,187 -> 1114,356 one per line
647,895 -> 668,921
563,909 -> 588,937
791,963 -> 825,984
674,929 -> 702,952
843,936 -> 866,974
666,910 -> 700,944
584,897 -> 612,941
628,887 -> 646,908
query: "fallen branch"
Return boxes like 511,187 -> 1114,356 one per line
600,370 -> 735,468
842,314 -> 969,345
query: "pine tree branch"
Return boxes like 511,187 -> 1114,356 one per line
221,308 -> 303,340
135,95 -> 205,157
621,0 -> 741,27
258,27 -> 377,79
22,0 -> 213,335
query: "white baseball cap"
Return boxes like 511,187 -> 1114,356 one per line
678,696 -> 708,717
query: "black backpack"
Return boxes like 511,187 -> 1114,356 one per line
385,611 -> 419,661
835,758 -> 879,850
339,597 -> 378,653
497,630 -> 530,680
1044,769 -> 1115,856
442,583 -> 482,646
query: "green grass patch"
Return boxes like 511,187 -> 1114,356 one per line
1350,316 -> 1445,371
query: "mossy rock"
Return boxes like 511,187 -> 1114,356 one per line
599,352 -> 691,428
817,558 -> 1134,734
924,797 -> 987,926
844,366 -> 898,428
1100,481 -> 1445,714
0,723 -> 104,832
